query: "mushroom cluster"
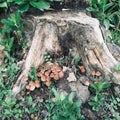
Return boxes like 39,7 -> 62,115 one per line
37,62 -> 64,86
26,80 -> 40,91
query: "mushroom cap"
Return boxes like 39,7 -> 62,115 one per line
27,81 -> 36,91
46,76 -> 51,81
35,80 -> 41,88
37,72 -> 42,77
40,69 -> 46,74
45,69 -> 51,76
58,71 -> 64,78
41,75 -> 46,81
45,81 -> 51,86
79,66 -> 85,73
53,73 -> 59,80
26,85 -> 30,90
91,71 -> 96,76
29,85 -> 35,91
56,66 -> 62,72
50,73 -> 54,78
95,71 -> 101,76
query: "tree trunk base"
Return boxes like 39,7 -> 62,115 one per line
12,11 -> 120,96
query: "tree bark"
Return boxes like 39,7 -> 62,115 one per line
12,11 -> 120,96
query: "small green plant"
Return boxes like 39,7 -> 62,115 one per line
114,62 -> 120,72
13,0 -> 63,13
29,66 -> 38,80
0,12 -> 24,55
87,0 -> 120,45
0,0 -> 13,12
89,82 -> 111,112
44,53 -> 52,62
45,88 -> 84,120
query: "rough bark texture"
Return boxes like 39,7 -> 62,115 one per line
12,11 -> 120,96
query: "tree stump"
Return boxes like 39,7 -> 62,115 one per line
12,11 -> 120,96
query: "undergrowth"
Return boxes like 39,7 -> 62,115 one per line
0,0 -> 120,119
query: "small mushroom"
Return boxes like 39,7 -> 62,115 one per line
95,71 -> 101,76
53,73 -> 59,80
34,80 -> 41,88
50,73 -> 54,78
46,76 -> 51,81
45,69 -> 51,76
91,70 -> 96,76
79,66 -> 86,73
58,71 -> 64,78
37,72 -> 42,77
27,81 -> 36,91
40,69 -> 46,74
45,81 -> 51,86
56,66 -> 62,72
41,75 -> 46,81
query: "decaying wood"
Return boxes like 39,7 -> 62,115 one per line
12,11 -> 120,96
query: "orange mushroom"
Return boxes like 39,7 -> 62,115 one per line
53,73 -> 59,80
50,73 -> 54,78
56,66 -> 62,72
46,76 -> 51,81
79,66 -> 86,73
45,81 -> 51,86
45,70 -> 51,76
58,71 -> 64,78
41,75 -> 46,81
91,70 -> 96,76
95,71 -> 102,76
26,81 -> 36,91
37,72 -> 42,77
34,80 -> 41,88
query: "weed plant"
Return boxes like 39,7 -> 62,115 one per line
45,88 -> 84,120
87,0 -> 120,46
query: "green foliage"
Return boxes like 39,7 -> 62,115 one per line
29,66 -> 38,80
0,12 -> 23,55
13,0 -> 62,13
0,0 -> 13,12
44,53 -> 52,62
87,0 -> 120,45
45,88 -> 84,120
1,12 -> 23,37
114,62 -> 120,72
89,82 -> 111,112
